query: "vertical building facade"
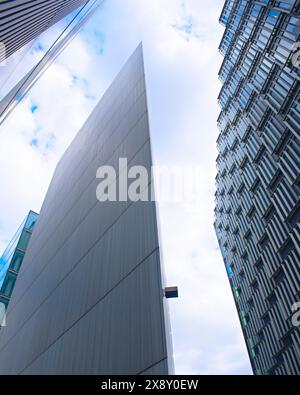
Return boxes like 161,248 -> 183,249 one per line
0,0 -> 88,62
0,211 -> 38,324
0,45 -> 173,375
215,0 -> 300,375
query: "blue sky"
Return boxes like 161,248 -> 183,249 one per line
0,0 -> 252,374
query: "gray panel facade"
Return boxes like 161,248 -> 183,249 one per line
215,0 -> 300,375
0,0 -> 87,62
0,44 -> 171,375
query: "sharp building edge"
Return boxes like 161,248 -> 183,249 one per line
0,44 -> 173,375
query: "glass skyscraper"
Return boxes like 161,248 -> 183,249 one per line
0,211 -> 38,324
0,0 -> 88,62
0,1 -> 100,125
215,0 -> 300,375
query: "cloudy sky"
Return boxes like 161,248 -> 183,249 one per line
0,0 -> 252,374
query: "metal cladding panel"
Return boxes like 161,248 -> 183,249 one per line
0,44 -> 170,375
215,0 -> 300,375
0,0 -> 87,61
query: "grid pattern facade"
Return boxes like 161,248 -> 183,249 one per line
215,0 -> 300,375
0,0 -> 87,62
0,45 -> 172,375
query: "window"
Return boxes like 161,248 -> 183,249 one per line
262,312 -> 271,326
25,212 -> 38,231
1,273 -> 16,298
10,250 -> 24,273
273,267 -> 285,285
17,230 -> 31,251
267,292 -> 277,307
252,279 -> 259,292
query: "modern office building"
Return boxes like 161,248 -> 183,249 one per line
0,0 -> 88,62
215,0 -> 300,375
0,0 -> 100,125
0,44 -> 173,375
0,211 -> 38,326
